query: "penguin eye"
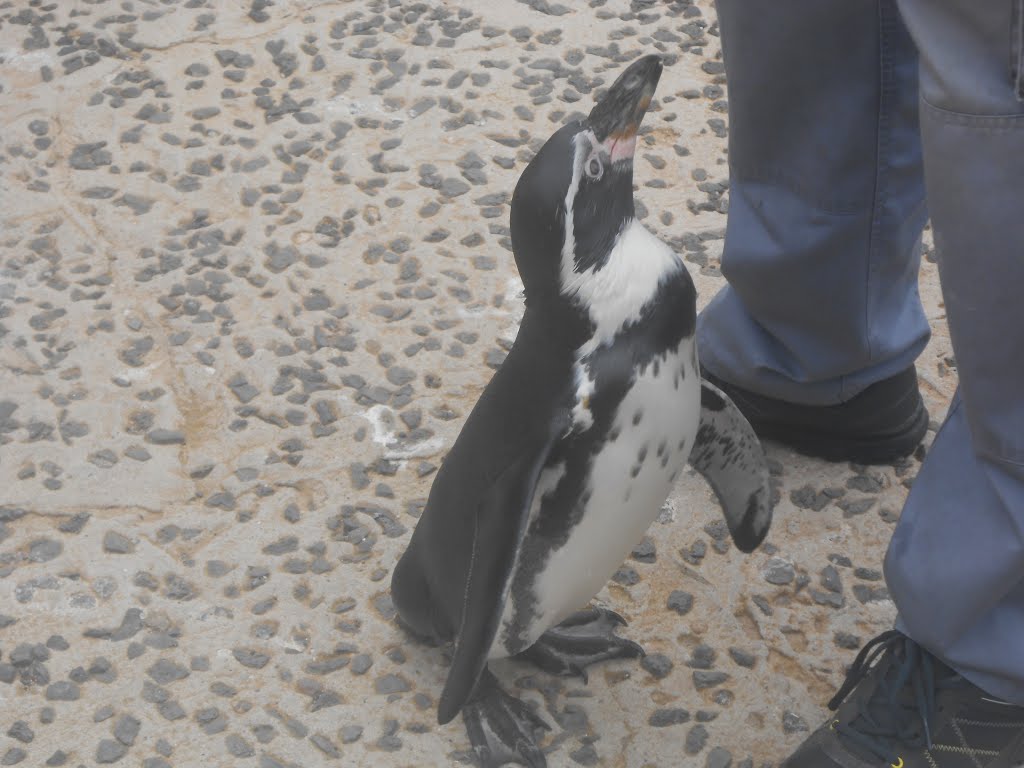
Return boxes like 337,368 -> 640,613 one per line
585,155 -> 603,180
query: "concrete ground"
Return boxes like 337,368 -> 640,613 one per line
0,0 -> 956,766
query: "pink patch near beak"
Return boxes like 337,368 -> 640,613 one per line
607,132 -> 638,164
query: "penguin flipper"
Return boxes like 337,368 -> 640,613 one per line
689,378 -> 773,553
436,415 -> 566,725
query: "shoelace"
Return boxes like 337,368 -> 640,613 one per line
827,630 -> 960,764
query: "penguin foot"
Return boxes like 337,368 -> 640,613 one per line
393,614 -> 441,647
517,607 -> 645,682
463,668 -> 550,768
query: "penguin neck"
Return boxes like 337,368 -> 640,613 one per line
519,290 -> 593,352
562,218 -> 685,357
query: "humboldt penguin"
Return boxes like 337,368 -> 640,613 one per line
391,54 -> 772,767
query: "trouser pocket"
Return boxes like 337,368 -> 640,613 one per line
1014,0 -> 1024,99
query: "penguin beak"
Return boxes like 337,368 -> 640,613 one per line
587,54 -> 663,165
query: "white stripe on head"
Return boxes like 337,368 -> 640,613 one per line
559,131 -> 589,295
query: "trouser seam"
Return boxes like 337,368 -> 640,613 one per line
1013,0 -> 1024,100
858,0 -> 898,400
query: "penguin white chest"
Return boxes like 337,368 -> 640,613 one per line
526,337 -> 700,643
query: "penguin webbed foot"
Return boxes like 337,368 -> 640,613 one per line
462,668 -> 550,768
393,613 -> 442,647
516,607 -> 645,682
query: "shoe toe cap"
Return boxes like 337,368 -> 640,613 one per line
780,723 -> 864,768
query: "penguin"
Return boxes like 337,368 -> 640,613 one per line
391,54 -> 772,768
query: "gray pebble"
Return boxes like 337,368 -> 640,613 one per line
853,584 -> 890,604
350,654 -> 372,675
1,749 -> 26,766
103,531 -> 135,554
375,674 -> 410,694
232,648 -> 270,669
706,746 -> 733,768
838,497 -> 875,517
789,484 -> 831,511
649,708 -> 690,727
782,710 -> 809,733
834,632 -> 861,650
728,647 -> 756,668
340,725 -> 363,743
631,536 -> 656,563
225,734 -> 255,757
147,659 -> 189,684
310,733 -> 341,758
686,724 -> 709,754
570,742 -> 599,765
58,512 -> 91,533
124,446 -> 152,462
612,565 -> 640,585
641,653 -> 673,680
28,539 -> 62,562
763,558 -> 795,585
96,739 -> 128,763
693,670 -> 730,689
114,715 -> 141,745
668,590 -> 694,615
439,177 -> 471,198
157,700 -> 186,721
145,429 -> 186,445
820,565 -> 843,593
5,722 -> 32,743
854,567 -> 883,581
263,536 -> 298,555
45,682 -> 80,701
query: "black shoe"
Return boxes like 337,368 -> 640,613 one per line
783,630 -> 1024,768
701,366 -> 928,464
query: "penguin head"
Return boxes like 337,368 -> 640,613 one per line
510,54 -> 663,306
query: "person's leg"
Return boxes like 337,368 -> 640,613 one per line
784,1 -> 1024,765
699,0 -> 929,406
885,0 -> 1024,706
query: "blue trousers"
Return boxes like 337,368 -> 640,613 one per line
699,0 -> 1024,704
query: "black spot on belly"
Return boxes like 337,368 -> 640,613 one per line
633,409 -> 643,426
652,359 -> 660,376
660,453 -> 670,468
677,438 -> 687,452
674,373 -> 680,390
657,439 -> 667,458
637,444 -> 648,464
630,464 -> 641,478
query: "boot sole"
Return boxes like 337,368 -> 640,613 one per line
752,399 -> 929,464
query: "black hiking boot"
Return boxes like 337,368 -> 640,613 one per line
783,630 -> 1024,768
701,366 -> 928,464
